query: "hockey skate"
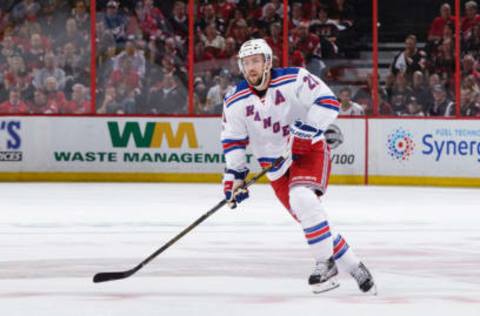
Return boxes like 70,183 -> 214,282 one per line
309,257 -> 340,293
350,262 -> 377,294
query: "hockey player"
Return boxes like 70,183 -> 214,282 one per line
221,39 -> 376,294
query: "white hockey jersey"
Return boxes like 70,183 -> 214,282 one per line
221,67 -> 340,181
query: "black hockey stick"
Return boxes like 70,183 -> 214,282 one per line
93,156 -> 285,283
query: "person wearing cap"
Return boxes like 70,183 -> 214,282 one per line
428,84 -> 454,116
104,0 -> 127,43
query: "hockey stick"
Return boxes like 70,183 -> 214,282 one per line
93,156 -> 285,283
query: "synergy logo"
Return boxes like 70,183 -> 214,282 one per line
0,120 -> 22,161
108,121 -> 199,149
387,128 -> 415,161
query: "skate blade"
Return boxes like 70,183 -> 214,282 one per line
311,279 -> 340,294
364,284 -> 378,296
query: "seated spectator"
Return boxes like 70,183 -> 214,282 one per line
411,71 -> 431,112
134,0 -> 166,38
71,0 -> 90,31
256,2 -> 281,37
113,38 -> 146,78
462,1 -> 480,41
193,78 -> 208,114
0,36 -> 22,69
148,72 -> 186,114
428,3 -> 455,42
103,1 -> 128,44
265,22 -> 283,62
387,72 -> 413,115
401,96 -> 426,116
0,90 -> 28,113
11,0 -> 41,24
55,18 -> 88,54
3,55 -> 33,99
462,54 -> 480,81
65,83 -> 90,113
216,0 -> 236,22
390,34 -> 427,80
205,70 -> 233,114
289,2 -> 306,29
44,76 -> 67,111
461,88 -> 480,116
428,84 -> 454,116
198,3 -> 226,34
23,33 -> 48,70
28,89 -> 59,114
169,1 -> 188,38
109,58 -> 141,93
338,87 -> 364,116
201,23 -> 226,56
33,52 -> 66,91
463,24 -> 480,57
218,37 -> 237,60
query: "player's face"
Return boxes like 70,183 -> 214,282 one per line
241,54 -> 265,86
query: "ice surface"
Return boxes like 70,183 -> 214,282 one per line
1,183 -> 479,315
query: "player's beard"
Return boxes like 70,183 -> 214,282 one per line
246,73 -> 262,87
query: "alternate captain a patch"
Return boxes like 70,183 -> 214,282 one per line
275,90 -> 285,105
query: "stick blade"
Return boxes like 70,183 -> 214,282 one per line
93,270 -> 134,283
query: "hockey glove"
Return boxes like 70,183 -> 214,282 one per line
289,120 -> 323,156
223,168 -> 249,209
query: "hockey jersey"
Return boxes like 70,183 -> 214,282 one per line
221,67 -> 340,181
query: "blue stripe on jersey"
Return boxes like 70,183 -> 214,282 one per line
271,67 -> 300,80
314,96 -> 340,112
226,93 -> 252,108
224,146 -> 246,154
222,137 -> 249,144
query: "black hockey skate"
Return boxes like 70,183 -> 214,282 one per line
309,257 -> 340,293
350,262 -> 377,294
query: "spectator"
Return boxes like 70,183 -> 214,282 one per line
23,33 -> 48,70
387,72 -> 413,115
3,55 -> 33,98
44,76 -> 67,112
329,0 -> 355,28
338,87 -> 364,116
461,88 -> 480,116
148,72 -> 186,114
462,1 -> 480,41
462,54 -> 480,81
402,96 -> 426,116
205,70 -> 233,114
28,89 -> 58,114
201,23 -> 226,56
218,37 -> 237,60
0,90 -> 28,113
71,0 -> 90,31
390,34 -> 427,80
256,2 -> 281,36
134,0 -> 166,38
428,84 -> 455,116
265,22 -> 283,62
198,3 -> 226,34
65,83 -> 90,114
33,52 -> 66,91
290,2 -> 306,29
193,78 -> 208,114
411,71 -> 431,112
169,1 -> 188,38
113,38 -> 146,78
428,3 -> 455,42
103,0 -> 128,44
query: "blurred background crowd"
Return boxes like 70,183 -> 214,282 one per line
0,0 -> 91,114
0,0 -> 479,117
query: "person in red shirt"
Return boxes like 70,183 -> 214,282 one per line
291,21 -> 321,61
28,89 -> 59,114
462,1 -> 480,40
428,3 -> 455,42
65,84 -> 90,114
44,76 -> 67,112
0,90 -> 28,113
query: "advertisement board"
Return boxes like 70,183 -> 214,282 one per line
0,117 -> 365,183
369,119 -> 480,185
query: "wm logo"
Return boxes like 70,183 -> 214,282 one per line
108,122 -> 199,148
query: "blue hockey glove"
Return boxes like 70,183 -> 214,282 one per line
223,168 -> 249,209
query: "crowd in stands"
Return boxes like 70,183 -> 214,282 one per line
194,0 -> 362,114
369,1 -> 480,117
2,0 -> 480,117
0,0 -> 91,114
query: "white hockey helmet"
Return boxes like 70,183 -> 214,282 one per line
237,39 -> 273,89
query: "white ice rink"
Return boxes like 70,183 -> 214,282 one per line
1,182 -> 479,316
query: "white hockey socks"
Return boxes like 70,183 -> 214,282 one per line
332,234 -> 361,274
289,186 -> 333,262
